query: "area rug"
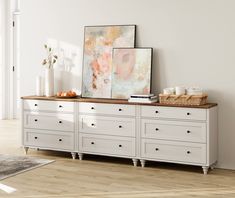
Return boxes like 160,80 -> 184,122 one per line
0,155 -> 54,180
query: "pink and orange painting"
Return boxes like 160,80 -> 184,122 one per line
111,48 -> 152,99
82,25 -> 136,98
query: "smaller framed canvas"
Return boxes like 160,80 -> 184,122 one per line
111,48 -> 153,99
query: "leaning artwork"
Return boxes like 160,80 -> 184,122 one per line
111,48 -> 153,99
82,25 -> 136,98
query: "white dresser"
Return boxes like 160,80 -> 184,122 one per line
21,96 -> 217,174
22,98 -> 77,159
139,105 -> 217,174
78,102 -> 138,166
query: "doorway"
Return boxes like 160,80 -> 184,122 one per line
0,0 -> 20,119
12,11 -> 20,119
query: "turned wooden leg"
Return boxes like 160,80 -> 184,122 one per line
202,166 -> 209,175
71,152 -> 76,160
78,153 -> 83,161
140,159 -> 146,168
132,159 -> 138,167
24,147 -> 29,155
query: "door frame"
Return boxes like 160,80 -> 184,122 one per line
7,0 -> 20,119
0,0 -> 19,119
0,0 -> 7,119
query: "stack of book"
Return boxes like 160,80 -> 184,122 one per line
128,94 -> 158,103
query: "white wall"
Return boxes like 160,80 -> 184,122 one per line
20,0 -> 235,169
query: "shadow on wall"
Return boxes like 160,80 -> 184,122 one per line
151,48 -> 168,95
47,38 -> 83,94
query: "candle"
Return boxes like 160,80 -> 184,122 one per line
175,86 -> 186,95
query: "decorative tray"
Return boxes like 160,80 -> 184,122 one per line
55,95 -> 80,98
159,94 -> 208,106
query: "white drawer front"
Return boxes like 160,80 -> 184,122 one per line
24,129 -> 74,150
141,106 -> 206,121
24,100 -> 74,113
80,134 -> 136,157
24,112 -> 74,132
79,115 -> 135,137
141,139 -> 206,164
142,119 -> 206,143
78,102 -> 135,116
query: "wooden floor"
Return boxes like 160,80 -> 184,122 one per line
1,120 -> 235,198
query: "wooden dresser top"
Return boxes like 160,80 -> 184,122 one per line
21,96 -> 217,109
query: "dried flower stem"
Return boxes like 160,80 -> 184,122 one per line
42,44 -> 58,69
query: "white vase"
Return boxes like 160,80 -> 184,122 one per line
36,76 -> 43,96
45,68 -> 54,97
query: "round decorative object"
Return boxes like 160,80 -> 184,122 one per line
55,95 -> 78,98
187,87 -> 203,95
175,86 -> 186,95
163,87 -> 175,95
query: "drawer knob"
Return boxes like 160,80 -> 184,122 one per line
91,107 -> 95,110
187,151 -> 191,154
119,144 -> 122,147
34,119 -> 38,122
59,139 -> 62,142
187,112 -> 191,115
91,142 -> 95,145
34,104 -> 38,107
34,137 -> 38,139
91,123 -> 95,126
119,108 -> 122,111
59,121 -> 62,124
155,148 -> 159,151
119,125 -> 122,128
155,128 -> 159,131
187,130 -> 191,133
59,105 -> 63,108
155,111 -> 159,114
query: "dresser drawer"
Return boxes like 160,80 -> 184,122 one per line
78,102 -> 135,116
79,115 -> 135,137
141,139 -> 206,164
24,129 -> 74,151
24,100 -> 74,113
24,112 -> 74,132
79,134 -> 136,157
141,106 -> 207,121
141,119 -> 206,143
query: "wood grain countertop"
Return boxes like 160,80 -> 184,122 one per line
21,95 -> 217,109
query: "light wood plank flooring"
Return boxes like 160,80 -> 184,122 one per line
0,120 -> 235,198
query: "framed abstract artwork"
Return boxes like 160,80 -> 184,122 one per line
82,25 -> 136,98
111,48 -> 153,99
